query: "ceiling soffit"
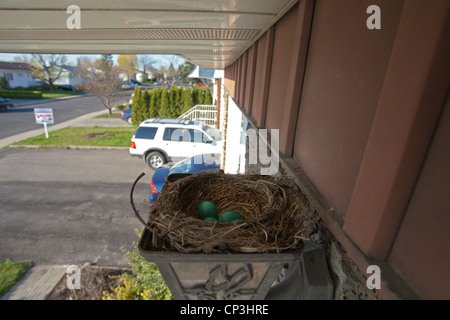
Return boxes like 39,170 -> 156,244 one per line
0,0 -> 299,69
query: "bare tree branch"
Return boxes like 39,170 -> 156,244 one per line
25,54 -> 68,90
77,55 -> 121,115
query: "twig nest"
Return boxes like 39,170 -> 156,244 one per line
143,172 -> 316,253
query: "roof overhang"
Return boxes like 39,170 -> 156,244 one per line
188,66 -> 224,79
0,0 -> 299,70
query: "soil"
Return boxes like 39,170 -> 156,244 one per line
46,265 -> 130,300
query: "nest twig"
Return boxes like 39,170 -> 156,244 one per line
131,172 -> 318,254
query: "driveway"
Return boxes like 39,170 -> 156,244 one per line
0,147 -> 155,267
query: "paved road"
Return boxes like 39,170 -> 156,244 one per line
0,141 -> 155,267
0,91 -> 131,140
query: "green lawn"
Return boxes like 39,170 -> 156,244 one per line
0,260 -> 33,298
41,91 -> 85,99
10,127 -> 136,147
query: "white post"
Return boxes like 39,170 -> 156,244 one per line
44,123 -> 49,139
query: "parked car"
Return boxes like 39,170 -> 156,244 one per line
57,85 -> 80,91
121,108 -> 133,124
149,153 -> 222,203
0,96 -> 14,111
129,118 -> 222,169
122,82 -> 139,90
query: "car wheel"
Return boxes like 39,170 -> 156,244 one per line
146,151 -> 166,170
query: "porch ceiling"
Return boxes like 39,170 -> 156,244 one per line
0,0 -> 299,70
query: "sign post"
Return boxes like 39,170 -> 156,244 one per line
34,108 -> 54,139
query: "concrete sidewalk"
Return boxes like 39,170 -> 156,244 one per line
1,265 -> 67,300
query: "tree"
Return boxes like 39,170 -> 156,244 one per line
98,54 -> 113,69
197,86 -> 205,105
168,85 -> 178,117
26,54 -> 67,90
204,87 -> 213,105
178,61 -> 196,81
117,54 -> 138,81
0,76 -> 9,89
158,86 -> 170,117
142,90 -> 151,119
148,88 -> 159,118
167,63 -> 176,81
138,55 -> 155,74
78,55 -> 122,115
192,85 -> 200,105
175,86 -> 184,116
131,86 -> 143,124
182,87 -> 194,113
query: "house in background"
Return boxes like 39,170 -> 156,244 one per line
0,61 -> 39,88
53,65 -> 86,87
0,61 -> 86,88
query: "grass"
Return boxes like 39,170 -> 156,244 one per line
0,259 -> 33,298
95,112 -> 122,119
11,127 -> 136,148
41,91 -> 84,99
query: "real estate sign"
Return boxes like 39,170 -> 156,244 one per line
34,108 -> 54,138
34,108 -> 54,124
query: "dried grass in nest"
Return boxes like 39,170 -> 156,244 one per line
131,172 -> 317,254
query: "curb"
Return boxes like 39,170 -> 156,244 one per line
8,145 -> 129,151
11,94 -> 88,107
0,109 -> 112,149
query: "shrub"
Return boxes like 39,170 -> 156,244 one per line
102,231 -> 173,300
0,90 -> 43,99
204,87 -> 213,105
158,86 -> 170,117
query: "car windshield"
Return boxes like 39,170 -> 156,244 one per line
169,154 -> 219,174
203,125 -> 222,141
169,157 -> 196,174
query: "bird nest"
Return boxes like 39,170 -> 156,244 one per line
131,172 -> 317,254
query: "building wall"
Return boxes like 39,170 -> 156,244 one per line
388,95 -> 450,299
0,69 -> 37,88
223,0 -> 450,299
293,0 -> 404,217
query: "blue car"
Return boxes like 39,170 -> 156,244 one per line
150,153 -> 221,203
121,108 -> 132,124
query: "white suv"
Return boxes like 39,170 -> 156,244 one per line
129,118 -> 223,169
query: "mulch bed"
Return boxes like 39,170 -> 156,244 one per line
46,265 -> 130,300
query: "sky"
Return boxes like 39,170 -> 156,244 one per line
0,53 -> 186,69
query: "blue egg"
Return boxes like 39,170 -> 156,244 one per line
220,211 -> 244,222
198,201 -> 219,219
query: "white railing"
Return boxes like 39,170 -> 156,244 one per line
178,104 -> 217,127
